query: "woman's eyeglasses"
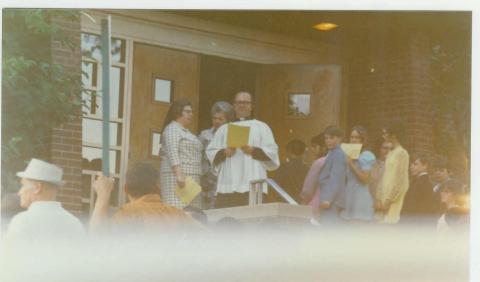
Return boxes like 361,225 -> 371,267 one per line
234,101 -> 252,105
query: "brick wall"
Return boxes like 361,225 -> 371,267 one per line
49,13 -> 83,215
347,28 -> 435,157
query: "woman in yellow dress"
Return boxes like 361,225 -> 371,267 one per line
376,120 -> 410,224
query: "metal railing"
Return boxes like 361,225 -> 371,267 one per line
249,178 -> 298,206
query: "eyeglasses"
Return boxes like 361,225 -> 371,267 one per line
183,109 -> 193,114
381,146 -> 393,150
234,101 -> 252,105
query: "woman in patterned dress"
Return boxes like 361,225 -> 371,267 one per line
160,99 -> 203,209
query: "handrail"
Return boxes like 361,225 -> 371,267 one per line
249,178 -> 298,206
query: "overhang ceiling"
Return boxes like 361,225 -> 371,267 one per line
172,11 -> 471,49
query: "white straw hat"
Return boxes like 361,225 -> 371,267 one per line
16,158 -> 65,186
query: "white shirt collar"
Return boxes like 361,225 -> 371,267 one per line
28,201 -> 62,211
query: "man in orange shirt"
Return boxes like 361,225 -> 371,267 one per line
89,162 -> 204,234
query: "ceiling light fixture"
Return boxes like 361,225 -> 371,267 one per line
313,22 -> 338,31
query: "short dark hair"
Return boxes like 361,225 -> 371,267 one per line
411,152 -> 431,167
323,125 -> 344,138
126,162 -> 159,198
286,139 -> 306,156
440,179 -> 465,196
162,99 -> 192,132
383,119 -> 405,140
310,134 -> 325,147
431,155 -> 450,171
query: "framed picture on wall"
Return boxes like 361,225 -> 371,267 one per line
286,92 -> 311,118
152,75 -> 173,104
150,129 -> 162,159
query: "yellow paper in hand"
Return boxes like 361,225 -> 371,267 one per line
226,123 -> 250,148
175,177 -> 202,205
341,143 -> 363,159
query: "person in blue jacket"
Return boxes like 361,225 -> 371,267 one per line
315,126 -> 347,225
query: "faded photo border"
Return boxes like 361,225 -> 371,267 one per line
0,0 -> 478,281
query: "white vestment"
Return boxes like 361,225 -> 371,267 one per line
206,119 -> 280,194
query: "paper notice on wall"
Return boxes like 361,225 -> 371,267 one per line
341,143 -> 363,159
227,123 -> 250,148
175,177 -> 202,205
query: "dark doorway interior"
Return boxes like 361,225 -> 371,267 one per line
198,55 -> 259,132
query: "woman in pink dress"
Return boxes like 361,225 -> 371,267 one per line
299,133 -> 327,219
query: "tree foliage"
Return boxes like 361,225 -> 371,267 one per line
430,43 -> 471,182
2,9 -> 82,193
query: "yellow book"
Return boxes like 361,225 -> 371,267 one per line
175,177 -> 202,205
341,143 -> 363,159
226,123 -> 250,148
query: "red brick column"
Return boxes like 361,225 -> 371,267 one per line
49,13 -> 83,215
347,30 -> 435,156
51,117 -> 83,214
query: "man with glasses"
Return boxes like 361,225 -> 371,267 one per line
207,91 -> 280,208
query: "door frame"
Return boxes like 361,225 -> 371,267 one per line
81,11 -> 347,206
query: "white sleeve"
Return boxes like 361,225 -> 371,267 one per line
257,123 -> 280,171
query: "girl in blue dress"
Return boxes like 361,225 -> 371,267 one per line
342,126 -> 376,221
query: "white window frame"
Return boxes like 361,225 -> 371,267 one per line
80,27 -> 133,214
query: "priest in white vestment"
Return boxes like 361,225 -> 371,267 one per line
206,91 -> 280,208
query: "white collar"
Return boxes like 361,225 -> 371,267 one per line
28,201 -> 62,211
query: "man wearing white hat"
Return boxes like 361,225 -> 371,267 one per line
0,159 -> 85,281
3,158 -> 85,244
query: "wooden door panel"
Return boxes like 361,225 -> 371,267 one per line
130,43 -> 200,167
256,65 -> 342,161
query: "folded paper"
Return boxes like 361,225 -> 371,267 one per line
341,143 -> 363,159
175,177 -> 202,205
226,123 -> 250,148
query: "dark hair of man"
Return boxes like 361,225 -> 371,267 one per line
286,139 -> 306,156
162,99 -> 192,132
412,152 -> 431,168
323,125 -> 344,138
126,162 -> 160,198
383,119 -> 405,141
431,155 -> 450,171
310,133 -> 325,147
440,178 -> 464,193
440,179 -> 466,205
